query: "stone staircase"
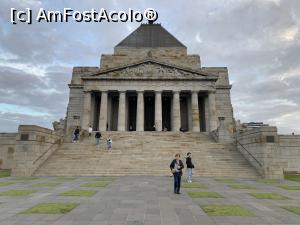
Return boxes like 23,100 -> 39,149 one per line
33,132 -> 260,178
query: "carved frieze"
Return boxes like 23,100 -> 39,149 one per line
87,62 -> 216,80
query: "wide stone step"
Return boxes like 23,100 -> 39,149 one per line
34,132 -> 260,178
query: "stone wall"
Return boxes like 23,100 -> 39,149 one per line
0,133 -> 17,169
12,125 -> 63,176
279,135 -> 300,173
236,126 -> 300,179
66,87 -> 84,135
203,67 -> 234,134
101,49 -> 200,70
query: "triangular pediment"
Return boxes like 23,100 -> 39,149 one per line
82,59 -> 218,81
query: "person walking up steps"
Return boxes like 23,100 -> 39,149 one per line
88,125 -> 93,138
95,131 -> 101,149
107,136 -> 112,151
170,153 -> 184,194
73,126 -> 80,143
186,152 -> 194,183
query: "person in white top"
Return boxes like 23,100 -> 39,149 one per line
88,125 -> 93,138
107,136 -> 112,151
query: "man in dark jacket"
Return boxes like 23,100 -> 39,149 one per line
170,153 -> 184,194
95,132 -> 102,149
186,152 -> 194,183
73,126 -> 80,143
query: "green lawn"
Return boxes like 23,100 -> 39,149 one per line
0,170 -> 11,178
281,206 -> 300,215
200,204 -> 254,216
257,179 -> 280,184
80,183 -> 109,188
11,177 -> 37,181
278,185 -> 300,190
228,184 -> 256,189
32,182 -> 61,187
188,191 -> 222,198
249,193 -> 289,200
215,179 -> 239,183
0,182 -> 15,187
53,177 -> 77,181
285,175 -> 300,182
0,190 -> 38,196
22,203 -> 79,214
181,183 -> 207,189
60,190 -> 97,197
95,177 -> 115,182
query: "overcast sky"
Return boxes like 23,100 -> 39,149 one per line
0,0 -> 299,134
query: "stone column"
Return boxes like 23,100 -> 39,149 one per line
81,91 -> 91,130
155,91 -> 162,131
99,91 -> 108,131
136,91 -> 144,131
118,91 -> 126,131
208,91 -> 218,131
192,91 -> 200,132
172,91 -> 181,132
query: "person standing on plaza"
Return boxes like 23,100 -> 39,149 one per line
186,152 -> 194,183
170,153 -> 184,194
95,131 -> 102,149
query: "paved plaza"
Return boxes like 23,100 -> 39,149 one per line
0,176 -> 300,225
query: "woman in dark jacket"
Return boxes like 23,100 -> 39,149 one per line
186,152 -> 194,183
170,153 -> 184,194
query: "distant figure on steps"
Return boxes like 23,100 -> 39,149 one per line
107,136 -> 112,151
73,126 -> 80,143
95,131 -> 102,149
186,152 -> 194,183
170,153 -> 184,194
88,125 -> 93,137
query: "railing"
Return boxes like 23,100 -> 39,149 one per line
236,140 -> 263,167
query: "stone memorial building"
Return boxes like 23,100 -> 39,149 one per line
65,23 -> 234,135
1,22 -> 299,179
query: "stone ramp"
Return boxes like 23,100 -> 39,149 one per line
34,132 -> 260,178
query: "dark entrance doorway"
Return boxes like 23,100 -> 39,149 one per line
110,94 -> 119,131
127,94 -> 137,131
162,95 -> 171,131
92,92 -> 100,131
180,94 -> 189,131
199,96 -> 206,132
144,93 -> 155,131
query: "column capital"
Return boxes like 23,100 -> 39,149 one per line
155,90 -> 162,94
173,90 -> 180,94
192,90 -> 199,95
83,90 -> 92,94
119,90 -> 126,94
137,90 -> 144,94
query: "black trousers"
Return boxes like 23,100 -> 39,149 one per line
173,172 -> 181,193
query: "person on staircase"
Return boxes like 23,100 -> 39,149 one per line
186,152 -> 194,183
95,131 -> 102,149
88,125 -> 93,138
73,126 -> 80,143
107,136 -> 112,151
170,153 -> 184,194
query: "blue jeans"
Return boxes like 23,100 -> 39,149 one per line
173,172 -> 181,193
96,138 -> 100,146
187,168 -> 193,181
